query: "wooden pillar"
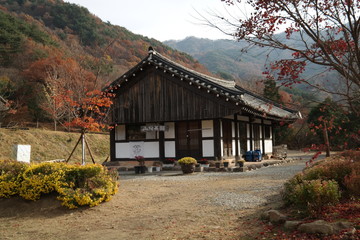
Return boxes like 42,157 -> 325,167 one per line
234,114 -> 240,160
272,123 -> 275,147
110,126 -> 116,161
159,124 -> 165,161
213,118 -> 222,160
261,119 -> 266,155
249,119 -> 253,151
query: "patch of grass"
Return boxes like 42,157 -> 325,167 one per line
0,128 -> 109,163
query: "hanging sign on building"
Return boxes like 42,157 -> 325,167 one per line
141,125 -> 168,132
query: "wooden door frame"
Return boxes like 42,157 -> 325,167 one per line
175,120 -> 202,158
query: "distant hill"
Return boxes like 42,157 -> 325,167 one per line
0,0 -> 211,126
165,37 -> 275,81
164,36 -> 339,97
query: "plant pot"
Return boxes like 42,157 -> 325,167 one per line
134,166 -> 146,174
223,162 -> 229,168
200,164 -> 210,168
134,166 -> 141,174
162,163 -> 175,168
181,164 -> 195,174
147,166 -> 153,173
215,162 -> 221,168
155,166 -> 161,172
195,166 -> 204,172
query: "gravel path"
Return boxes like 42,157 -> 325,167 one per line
0,153 -> 318,240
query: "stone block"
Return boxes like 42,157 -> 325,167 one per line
298,220 -> 334,235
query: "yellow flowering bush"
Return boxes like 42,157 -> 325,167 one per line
0,160 -> 118,209
19,162 -> 67,200
57,164 -> 118,209
0,160 -> 29,198
178,157 -> 197,165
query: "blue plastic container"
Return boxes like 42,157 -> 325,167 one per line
245,151 -> 253,162
253,149 -> 262,161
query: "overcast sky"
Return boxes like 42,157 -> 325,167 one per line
65,0 -> 240,41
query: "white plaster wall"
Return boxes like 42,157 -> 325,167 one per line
259,143 -> 264,153
165,122 -> 175,139
220,139 -> 224,158
115,125 -> 126,140
220,120 -> 223,138
232,122 -> 235,137
247,124 -> 250,138
144,142 -> 159,158
265,140 -> 273,154
232,140 -> 236,156
115,142 -> 130,158
165,141 -> 176,157
202,120 -> 213,137
202,140 -> 214,157
238,116 -> 249,121
115,142 -> 159,158
247,140 -> 251,151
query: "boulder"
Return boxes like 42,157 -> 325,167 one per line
283,221 -> 301,231
298,220 -> 334,235
331,221 -> 354,233
267,210 -> 286,224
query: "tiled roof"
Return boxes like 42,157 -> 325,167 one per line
106,48 -> 302,122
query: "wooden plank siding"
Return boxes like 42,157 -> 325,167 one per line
112,69 -> 240,124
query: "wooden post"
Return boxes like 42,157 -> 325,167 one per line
84,136 -> 96,164
159,124 -> 165,162
66,134 -> 82,163
323,122 -> 330,157
213,119 -> 222,160
234,114 -> 240,161
81,131 -> 86,165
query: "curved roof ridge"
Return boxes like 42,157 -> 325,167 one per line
151,50 -> 239,92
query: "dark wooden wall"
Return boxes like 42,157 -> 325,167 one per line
112,68 -> 239,123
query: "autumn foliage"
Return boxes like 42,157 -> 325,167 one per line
221,0 -> 360,117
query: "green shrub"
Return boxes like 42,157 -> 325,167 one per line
302,158 -> 353,190
282,173 -> 304,206
178,157 -> 197,165
283,179 -> 341,214
343,162 -> 360,197
341,150 -> 360,162
0,160 -> 28,198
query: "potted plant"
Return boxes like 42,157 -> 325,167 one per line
198,158 -> 210,167
223,160 -> 230,168
178,157 -> 197,174
134,156 -> 146,174
163,158 -> 176,167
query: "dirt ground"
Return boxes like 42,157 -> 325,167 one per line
0,152 -> 314,240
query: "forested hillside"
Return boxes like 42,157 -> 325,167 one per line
164,36 -> 338,102
0,0 -> 210,127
